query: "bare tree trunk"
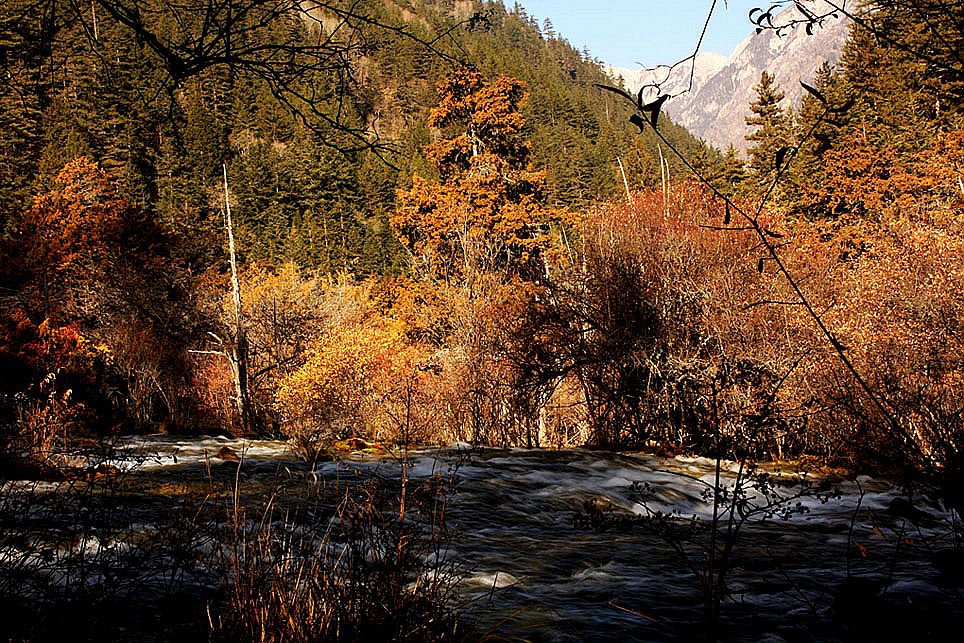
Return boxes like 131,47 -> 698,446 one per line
223,164 -> 251,434
616,156 -> 632,203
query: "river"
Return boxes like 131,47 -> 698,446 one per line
6,436 -> 964,641
130,437 -> 964,641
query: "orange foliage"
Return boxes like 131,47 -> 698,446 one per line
11,160 -> 122,314
562,183 -> 808,453
0,310 -> 116,461
392,69 -> 556,282
799,129 -> 964,258
5,156 -> 172,327
785,215 -> 964,467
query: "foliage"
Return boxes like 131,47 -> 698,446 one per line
0,158 -> 196,467
392,69 -> 554,282
274,317 -> 433,460
0,0 -> 704,279
745,71 -> 793,187
551,185 -> 812,456
0,313 -> 116,471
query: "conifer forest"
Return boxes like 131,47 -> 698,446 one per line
1,1 -> 964,641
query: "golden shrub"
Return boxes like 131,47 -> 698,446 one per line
274,318 -> 434,460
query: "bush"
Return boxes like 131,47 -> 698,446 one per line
274,318 -> 434,460
0,312 -> 118,472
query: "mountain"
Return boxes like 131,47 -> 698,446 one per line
610,52 -> 728,103
611,1 -> 852,152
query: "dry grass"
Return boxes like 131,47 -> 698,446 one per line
208,461 -> 466,643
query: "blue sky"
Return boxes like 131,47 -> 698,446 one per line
515,1 -> 764,68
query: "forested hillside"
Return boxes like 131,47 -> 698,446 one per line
0,0 -> 707,273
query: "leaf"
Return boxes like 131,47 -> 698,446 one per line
814,132 -> 832,152
757,258 -> 766,273
641,94 -> 669,128
629,113 -> 646,133
594,83 -> 635,103
830,97 -> 856,114
775,146 -> 792,169
800,81 -> 827,105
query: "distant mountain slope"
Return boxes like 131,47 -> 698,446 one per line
610,52 -> 728,104
611,1 -> 851,151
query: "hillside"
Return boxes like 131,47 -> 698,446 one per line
0,0 -> 713,273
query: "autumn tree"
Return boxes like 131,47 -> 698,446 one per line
0,158 -> 197,441
5,158 -> 170,324
388,70 -> 575,448
391,69 -> 554,283
0,158 -> 202,468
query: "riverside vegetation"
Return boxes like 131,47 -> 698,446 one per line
2,0 -> 964,641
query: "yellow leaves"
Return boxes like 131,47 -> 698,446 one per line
274,316 -> 432,447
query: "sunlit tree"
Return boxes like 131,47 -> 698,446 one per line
392,69 -> 553,283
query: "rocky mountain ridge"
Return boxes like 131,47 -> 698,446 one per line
610,2 -> 852,152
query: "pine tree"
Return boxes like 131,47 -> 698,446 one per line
694,144 -> 747,193
839,2 -> 964,150
783,62 -> 846,215
745,71 -> 792,187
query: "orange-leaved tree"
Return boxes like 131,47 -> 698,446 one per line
0,158 -> 196,456
388,70 -> 579,447
10,158 -> 130,322
391,69 -> 555,283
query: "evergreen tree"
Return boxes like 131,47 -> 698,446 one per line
838,3 -> 964,152
0,3 -> 46,224
745,71 -> 792,187
694,144 -> 747,194
783,62 -> 847,215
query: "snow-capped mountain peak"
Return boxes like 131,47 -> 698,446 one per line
610,1 -> 852,152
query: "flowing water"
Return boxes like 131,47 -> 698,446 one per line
8,436 -> 964,641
